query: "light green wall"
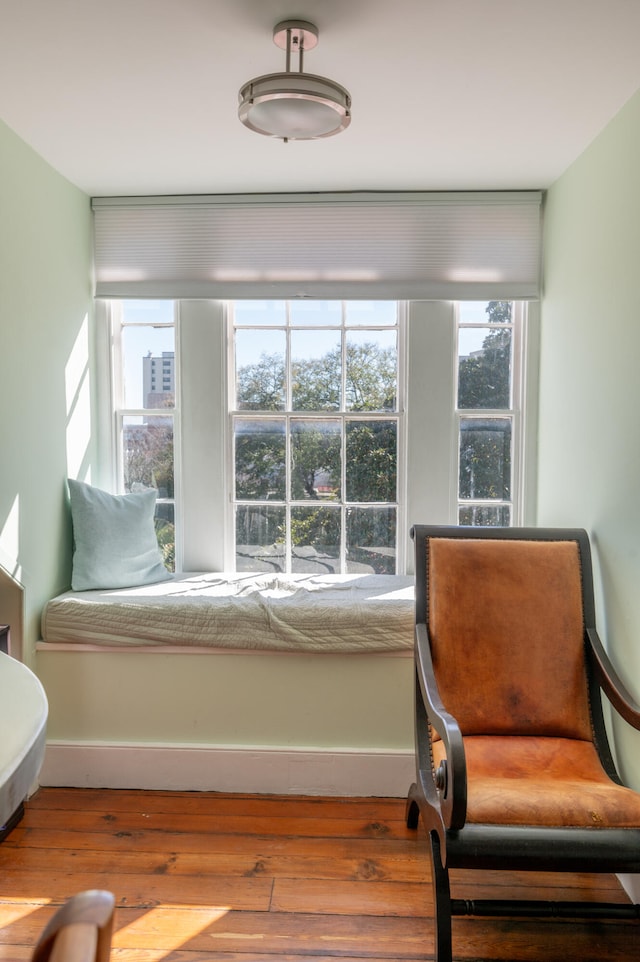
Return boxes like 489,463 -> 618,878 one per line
7,91 -> 640,772
0,119 -> 94,667
540,89 -> 640,788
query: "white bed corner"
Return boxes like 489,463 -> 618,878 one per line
0,651 -> 48,833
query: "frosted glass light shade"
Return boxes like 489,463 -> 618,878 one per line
238,72 -> 351,140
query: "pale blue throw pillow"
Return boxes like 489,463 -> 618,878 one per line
68,479 -> 172,591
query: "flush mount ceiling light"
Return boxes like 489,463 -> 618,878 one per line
238,20 -> 351,141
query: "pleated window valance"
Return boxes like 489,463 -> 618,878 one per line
92,190 -> 542,300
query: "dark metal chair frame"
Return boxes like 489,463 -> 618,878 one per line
406,524 -> 640,962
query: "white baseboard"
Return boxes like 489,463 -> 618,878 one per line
39,741 -> 415,797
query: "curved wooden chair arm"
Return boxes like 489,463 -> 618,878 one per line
32,890 -> 115,962
415,623 -> 467,830
587,628 -> 640,729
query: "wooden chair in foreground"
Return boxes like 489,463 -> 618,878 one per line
406,525 -> 640,962
32,890 -> 115,962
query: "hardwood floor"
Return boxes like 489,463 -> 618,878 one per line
0,787 -> 637,961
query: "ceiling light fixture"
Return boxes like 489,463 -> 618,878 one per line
238,20 -> 351,142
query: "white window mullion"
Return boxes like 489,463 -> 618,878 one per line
395,301 -> 408,567
171,302 -> 183,572
509,301 -> 527,526
340,308 -> 348,570
285,412 -> 292,571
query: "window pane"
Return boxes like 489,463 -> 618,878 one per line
291,505 -> 340,573
122,299 -> 175,325
346,330 -> 397,412
291,420 -> 340,501
234,419 -> 286,499
458,326 -> 512,409
346,301 -> 397,326
459,418 -> 511,500
155,501 -> 175,572
346,506 -> 396,574
346,421 -> 397,502
458,504 -> 511,526
289,300 -> 341,326
234,300 -> 287,326
122,325 -> 175,409
291,420 -> 341,501
291,331 -> 341,411
236,505 -> 285,572
123,415 -> 174,497
235,330 -> 285,411
459,301 -> 512,325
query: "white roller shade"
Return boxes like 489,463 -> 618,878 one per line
92,191 -> 542,300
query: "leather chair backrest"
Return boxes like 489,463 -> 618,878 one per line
426,537 -> 593,740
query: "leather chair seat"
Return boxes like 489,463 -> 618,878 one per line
433,734 -> 640,827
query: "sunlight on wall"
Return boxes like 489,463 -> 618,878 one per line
0,494 -> 21,582
65,314 -> 92,481
0,552 -> 24,659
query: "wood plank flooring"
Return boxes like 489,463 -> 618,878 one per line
0,787 -> 638,961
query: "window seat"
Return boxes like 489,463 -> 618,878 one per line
40,572 -> 414,653
0,651 -> 48,836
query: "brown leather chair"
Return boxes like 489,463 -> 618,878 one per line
32,890 -> 115,962
406,525 -> 640,962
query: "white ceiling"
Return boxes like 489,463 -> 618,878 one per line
0,0 -> 639,198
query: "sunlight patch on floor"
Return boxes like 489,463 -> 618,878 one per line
0,899 -> 51,926
112,904 -> 230,956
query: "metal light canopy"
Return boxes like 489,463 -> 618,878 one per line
238,20 -> 351,141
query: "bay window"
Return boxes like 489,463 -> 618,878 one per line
104,298 -> 534,575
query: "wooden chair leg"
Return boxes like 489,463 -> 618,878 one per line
430,831 -> 453,962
